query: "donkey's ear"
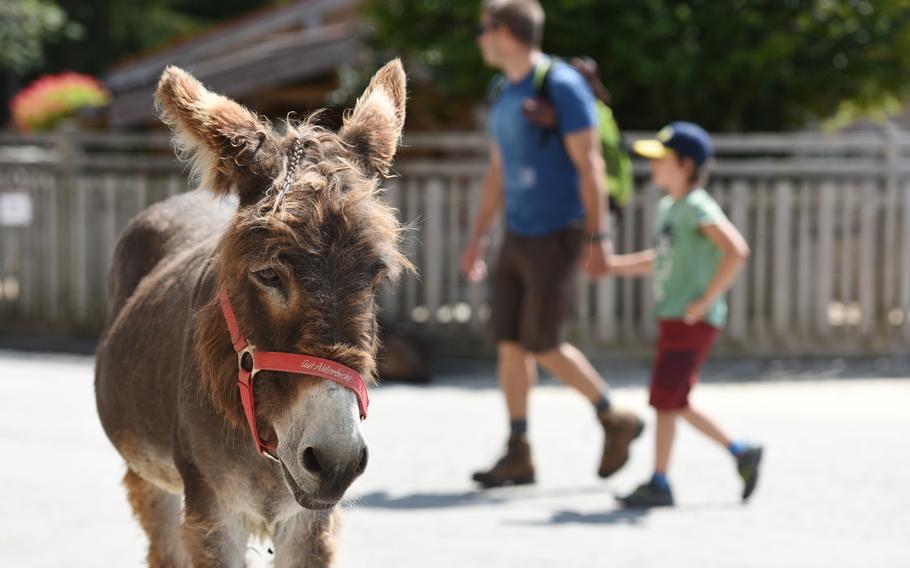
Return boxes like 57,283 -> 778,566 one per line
155,66 -> 273,197
339,59 -> 407,177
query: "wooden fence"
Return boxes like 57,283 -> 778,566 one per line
2,127 -> 909,356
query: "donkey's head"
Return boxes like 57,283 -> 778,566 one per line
156,61 -> 409,509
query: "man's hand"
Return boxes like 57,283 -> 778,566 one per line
461,238 -> 489,282
684,297 -> 711,324
581,238 -> 612,279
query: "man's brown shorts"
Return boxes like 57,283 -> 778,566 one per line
491,227 -> 584,352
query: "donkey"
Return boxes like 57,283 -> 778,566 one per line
95,60 -> 408,567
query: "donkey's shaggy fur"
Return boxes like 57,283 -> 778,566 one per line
95,60 -> 408,567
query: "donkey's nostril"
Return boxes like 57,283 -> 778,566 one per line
355,446 -> 369,475
302,447 -> 323,474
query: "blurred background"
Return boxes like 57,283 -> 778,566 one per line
3,0 -> 910,364
1,2 -> 909,567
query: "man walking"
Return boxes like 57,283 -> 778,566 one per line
463,0 -> 643,488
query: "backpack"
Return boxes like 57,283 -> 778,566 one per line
488,58 -> 635,211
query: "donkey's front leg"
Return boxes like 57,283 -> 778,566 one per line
181,500 -> 248,567
178,464 -> 249,568
272,509 -> 341,567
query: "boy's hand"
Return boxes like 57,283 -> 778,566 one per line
684,297 -> 711,324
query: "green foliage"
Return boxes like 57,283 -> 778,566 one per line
364,0 -> 910,131
0,0 -> 82,73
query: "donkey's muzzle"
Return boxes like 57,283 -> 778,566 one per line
301,443 -> 369,501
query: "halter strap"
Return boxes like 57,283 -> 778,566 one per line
219,288 -> 370,460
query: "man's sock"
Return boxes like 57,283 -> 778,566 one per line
510,418 -> 528,438
650,472 -> 670,490
728,440 -> 747,457
593,393 -> 611,414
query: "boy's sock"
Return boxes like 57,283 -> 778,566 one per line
510,418 -> 528,438
650,472 -> 670,490
727,440 -> 747,457
593,393 -> 611,414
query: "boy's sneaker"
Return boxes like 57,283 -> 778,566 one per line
471,435 -> 536,489
616,480 -> 674,509
736,445 -> 763,501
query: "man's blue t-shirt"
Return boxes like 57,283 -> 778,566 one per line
489,57 -> 598,236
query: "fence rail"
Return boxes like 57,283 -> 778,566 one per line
1,127 -> 909,355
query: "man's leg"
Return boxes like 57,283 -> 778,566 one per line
472,341 -> 538,488
499,341 -> 537,426
534,343 -> 643,478
533,342 -> 606,404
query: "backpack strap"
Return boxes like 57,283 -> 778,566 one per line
533,56 -> 558,144
532,56 -> 554,97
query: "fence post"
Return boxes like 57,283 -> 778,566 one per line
49,122 -> 80,322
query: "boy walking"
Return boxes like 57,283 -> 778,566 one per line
610,122 -> 763,507
462,0 -> 643,488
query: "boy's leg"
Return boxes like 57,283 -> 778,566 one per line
679,405 -> 732,448
472,341 -> 538,488
617,409 -> 677,509
655,410 -> 679,474
680,405 -> 764,501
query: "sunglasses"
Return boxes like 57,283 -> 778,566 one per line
475,22 -> 498,38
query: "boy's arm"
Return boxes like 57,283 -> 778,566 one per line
461,143 -> 505,282
610,249 -> 656,277
685,220 -> 751,322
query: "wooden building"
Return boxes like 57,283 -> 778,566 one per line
103,0 -> 362,129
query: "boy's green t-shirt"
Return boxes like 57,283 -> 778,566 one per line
652,188 -> 728,327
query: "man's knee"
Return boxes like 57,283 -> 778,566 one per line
530,342 -> 567,365
498,340 -> 527,358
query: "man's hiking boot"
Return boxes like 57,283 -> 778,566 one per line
472,435 -> 535,489
616,480 -> 675,509
598,409 -> 645,478
736,445 -> 763,502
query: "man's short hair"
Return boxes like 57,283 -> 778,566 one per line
482,0 -> 545,48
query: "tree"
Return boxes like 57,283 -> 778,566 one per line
364,0 -> 910,131
0,0 -> 80,74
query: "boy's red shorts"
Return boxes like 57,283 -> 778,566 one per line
649,319 -> 719,410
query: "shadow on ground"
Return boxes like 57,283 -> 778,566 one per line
352,485 -> 608,510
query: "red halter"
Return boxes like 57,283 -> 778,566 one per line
219,288 -> 370,461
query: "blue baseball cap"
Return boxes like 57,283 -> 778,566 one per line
633,121 -> 714,167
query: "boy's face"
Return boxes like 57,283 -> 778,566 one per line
650,152 -> 692,191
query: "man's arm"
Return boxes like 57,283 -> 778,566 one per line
461,144 -> 505,282
564,127 -> 610,277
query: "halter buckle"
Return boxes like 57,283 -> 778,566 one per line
238,344 -> 258,376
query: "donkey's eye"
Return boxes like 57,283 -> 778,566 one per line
252,268 -> 283,288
